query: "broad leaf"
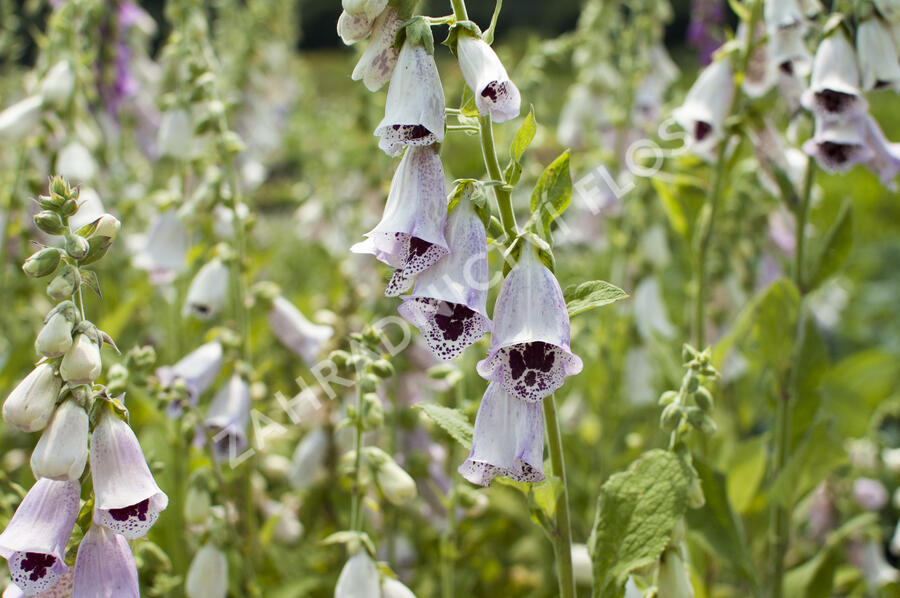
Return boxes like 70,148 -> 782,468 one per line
505,108 -> 536,186
416,404 -> 473,449
806,200 -> 852,290
528,151 -> 572,240
563,280 -> 629,317
769,420 -> 846,508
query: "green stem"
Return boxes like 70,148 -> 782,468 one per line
769,160 -> 816,598
478,115 -> 517,242
350,384 -> 365,531
441,487 -> 457,598
450,0 -> 468,21
543,395 -> 576,598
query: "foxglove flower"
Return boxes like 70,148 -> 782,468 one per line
634,45 -> 679,125
0,479 -> 79,595
338,11 -> 375,45
343,0 -> 387,19
351,145 -> 449,296
72,525 -> 139,598
184,259 -> 229,319
853,477 -> 889,511
39,61 -> 75,108
185,544 -> 228,598
458,382 -> 544,486
3,363 -> 61,433
59,333 -> 101,386
351,8 -> 402,92
802,116 -> 873,173
381,578 -> 417,598
876,0 -> 900,22
476,246 -> 582,403
3,568 -> 72,597
134,211 -> 188,285
335,551 -> 380,598
268,296 -> 334,366
862,115 -> 900,188
156,341 -> 224,414
571,544 -> 593,586
633,277 -> 676,340
0,96 -> 42,138
764,0 -> 812,76
656,545 -> 695,598
30,400 -> 88,481
456,34 -> 521,123
374,456 -> 417,506
857,18 -> 900,91
801,33 -> 868,121
158,109 -> 194,160
90,412 -> 168,539
55,142 -> 97,184
374,41 -> 445,156
673,58 -> 735,160
289,428 -> 329,490
67,188 -> 105,233
204,375 -> 251,463
398,200 -> 491,360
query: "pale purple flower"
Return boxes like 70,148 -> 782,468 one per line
0,479 -> 80,595
351,8 -> 402,92
801,33 -> 868,121
90,412 -> 168,539
857,18 -> 900,91
3,568 -> 72,598
398,199 -> 491,360
853,477 -> 889,511
156,341 -> 224,416
456,34 -> 521,123
764,0 -> 812,76
343,0 -> 387,19
802,116 -> 873,173
267,296 -> 334,366
72,525 -> 139,598
374,42 -> 445,156
458,382 -> 545,486
204,375 -> 251,463
335,551 -> 380,598
350,145 -> 449,297
476,246 -> 582,403
673,59 -> 735,161
861,114 -> 900,189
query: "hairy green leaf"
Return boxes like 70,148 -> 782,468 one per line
528,151 -> 572,239
416,403 -> 473,449
563,280 -> 629,317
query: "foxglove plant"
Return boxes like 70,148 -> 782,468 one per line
673,58 -> 735,160
801,32 -> 868,121
764,0 -> 812,76
155,340 -> 224,414
72,525 -> 140,597
266,295 -> 334,367
183,258 -> 230,319
350,8 -> 403,91
856,17 -> 900,91
203,374 -> 252,463
30,399 -> 89,481
455,33 -> 521,123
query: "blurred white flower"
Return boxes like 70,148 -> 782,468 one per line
267,296 -> 333,366
802,32 -> 868,121
673,58 -> 735,160
381,578 -> 416,598
861,114 -> 900,189
186,544 -> 228,598
158,109 -> 194,160
289,428 -> 330,491
39,61 -> 75,107
802,116 -> 872,174
134,211 -> 188,285
183,259 -> 230,319
335,551 -> 380,598
764,0 -> 812,77
876,0 -> 900,22
56,142 -> 97,183
633,277 -> 676,340
853,477 -> 889,511
68,187 -> 106,232
857,18 -> 900,91
571,543 -> 592,586
0,96 -> 43,138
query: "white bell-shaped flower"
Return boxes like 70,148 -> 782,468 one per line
59,333 -> 102,386
801,32 -> 868,121
30,400 -> 89,481
184,259 -> 230,319
857,18 -> 900,91
656,545 -> 695,598
55,142 -> 97,184
72,525 -> 139,597
861,114 -> 900,188
158,109 -> 194,160
342,0 -> 387,19
267,296 -> 334,366
2,363 -> 61,433
289,428 -> 330,490
134,211 -> 188,285
876,0 -> 900,22
185,544 -> 228,598
335,551 -> 380,598
374,41 -> 445,156
35,309 -> 75,358
672,58 -> 735,161
338,11 -> 375,45
764,0 -> 812,76
0,96 -> 43,138
351,8 -> 402,92
456,34 -> 521,123
802,116 -> 873,173
381,578 -> 417,598
39,61 -> 75,107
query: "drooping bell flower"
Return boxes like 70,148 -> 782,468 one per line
204,375 -> 251,463
183,258 -> 230,319
2,568 -> 72,597
3,363 -> 61,433
289,428 -> 329,490
157,109 -> 194,160
633,45 -> 680,126
30,399 -> 89,482
0,96 -> 43,139
0,479 -> 80,595
374,41 -> 445,156
458,382 -> 545,486
55,142 -> 97,184
72,525 -> 139,598
335,551 -> 380,598
39,61 -> 75,108
456,33 -> 521,123
343,0 -> 387,19
656,545 -> 695,598
267,296 -> 334,366
350,145 -> 449,297
133,211 -> 188,285
857,18 -> 900,91
156,341 -> 224,415
59,333 -> 102,386
34,305 -> 76,359
740,22 -> 777,98
764,0 -> 812,76
801,32 -> 868,121
476,245 -> 582,403
185,544 -> 228,598
351,8 -> 402,92
398,199 -> 491,360
337,11 -> 375,45
802,116 -> 873,173
90,411 -> 168,539
861,115 -> 900,188
672,58 -> 735,160
853,477 -> 889,511
381,578 -> 417,598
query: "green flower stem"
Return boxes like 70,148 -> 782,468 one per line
543,394 -> 577,598
478,115 -> 518,242
769,159 -> 816,598
350,383 -> 365,532
450,0 -> 468,21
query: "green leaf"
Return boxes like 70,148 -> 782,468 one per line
563,280 -> 629,317
588,450 -> 694,598
528,151 -> 572,240
416,404 -> 473,449
482,0 -> 503,45
495,475 -> 563,529
686,460 -> 756,585
726,435 -> 768,513
806,200 -> 852,290
505,108 -> 536,186
80,269 -> 102,299
769,420 -> 846,508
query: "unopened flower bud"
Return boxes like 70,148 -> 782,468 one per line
683,372 -> 699,393
60,197 -> 79,217
658,390 -> 678,406
35,311 -> 75,357
360,392 -> 384,430
687,476 -> 706,509
2,363 -> 61,432
186,544 -> 228,598
34,211 -> 66,235
22,248 -> 61,278
47,266 -> 79,301
693,387 -> 714,411
49,176 -> 71,199
330,350 -> 352,370
572,543 -> 593,587
31,399 -> 89,481
90,214 -> 121,241
656,545 -> 695,598
660,404 -> 682,431
381,577 -> 418,598
359,373 -> 379,394
60,333 -> 102,385
65,234 -> 90,260
682,344 -> 698,363
184,486 -> 212,527
370,359 -> 395,378
0,96 -> 42,138
376,458 -> 417,506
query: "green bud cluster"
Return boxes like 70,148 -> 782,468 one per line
658,345 -> 719,440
